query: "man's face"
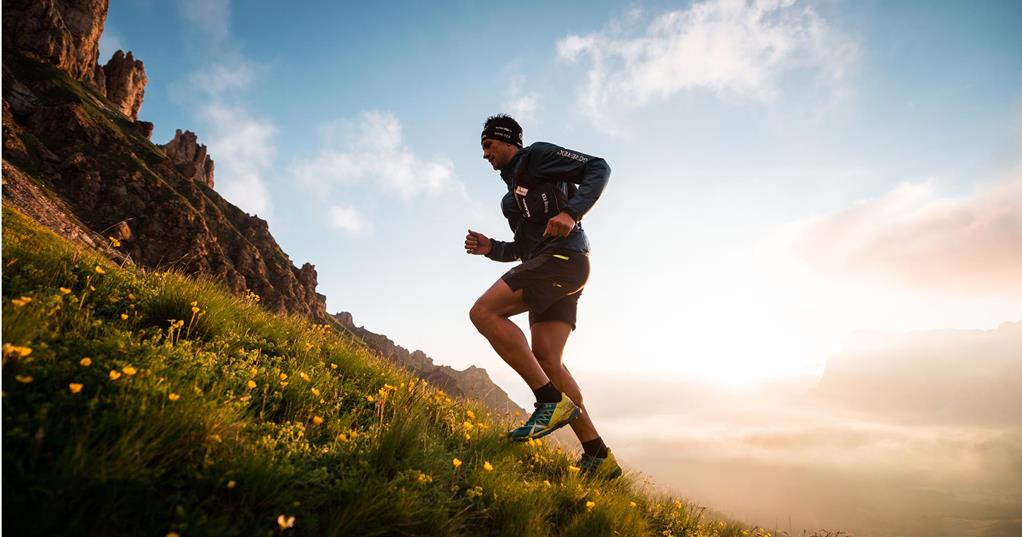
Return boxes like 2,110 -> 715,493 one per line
481,138 -> 517,170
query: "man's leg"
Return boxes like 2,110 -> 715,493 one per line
530,321 -> 600,443
469,279 -> 551,390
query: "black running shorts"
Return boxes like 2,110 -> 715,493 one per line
500,252 -> 590,330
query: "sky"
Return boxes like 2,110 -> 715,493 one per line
101,0 -> 1022,402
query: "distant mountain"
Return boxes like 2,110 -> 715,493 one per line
332,312 -> 526,417
1,0 -> 520,417
816,321 -> 1022,425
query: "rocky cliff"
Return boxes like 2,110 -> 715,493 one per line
3,0 -> 109,84
333,312 -> 527,417
2,0 -> 327,320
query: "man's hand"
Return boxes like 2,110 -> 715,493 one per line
465,229 -> 492,255
543,211 -> 576,238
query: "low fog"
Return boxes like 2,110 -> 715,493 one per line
578,323 -> 1022,536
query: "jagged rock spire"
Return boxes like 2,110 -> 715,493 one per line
160,129 -> 215,188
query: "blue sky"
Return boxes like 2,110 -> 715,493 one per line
101,0 -> 1022,401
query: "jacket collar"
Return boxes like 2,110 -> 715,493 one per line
499,148 -> 524,186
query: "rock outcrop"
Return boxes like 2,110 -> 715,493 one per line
333,312 -> 526,416
98,50 -> 146,120
161,129 -> 215,188
2,1 -> 328,321
2,0 -> 109,84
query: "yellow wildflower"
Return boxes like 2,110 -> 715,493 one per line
279,372 -> 288,381
629,501 -> 638,508
312,416 -> 324,425
166,533 -> 180,537
466,410 -> 476,420
247,380 -> 257,389
107,236 -> 121,247
366,395 -> 375,402
329,362 -> 338,369
69,383 -> 83,394
279,381 -> 289,387
349,430 -> 359,439
483,461 -> 494,472
109,370 -> 122,381
226,480 -> 236,489
568,465 -> 581,473
191,306 -> 199,314
127,293 -> 136,300
94,265 -> 106,274
59,287 -> 72,295
277,514 -> 295,530
462,421 -> 474,431
464,433 -> 471,441
2,344 -> 32,358
585,500 -> 596,510
452,458 -> 462,469
300,372 -> 311,382
311,388 -> 320,396
336,432 -> 348,443
417,472 -> 433,484
543,480 -> 551,488
122,366 -> 137,376
15,375 -> 33,384
120,313 -> 129,320
80,357 -> 92,366
168,393 -> 180,401
11,297 -> 31,307
190,301 -> 198,307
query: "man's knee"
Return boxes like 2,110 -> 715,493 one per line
469,301 -> 494,333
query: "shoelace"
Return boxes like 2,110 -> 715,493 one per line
524,403 -> 556,426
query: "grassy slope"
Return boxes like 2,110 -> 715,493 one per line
2,206 -> 765,537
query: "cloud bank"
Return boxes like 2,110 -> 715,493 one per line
779,175 -> 1022,294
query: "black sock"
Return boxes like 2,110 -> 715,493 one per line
533,381 -> 561,403
581,437 -> 609,458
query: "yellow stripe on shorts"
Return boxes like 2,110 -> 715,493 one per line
552,254 -> 569,260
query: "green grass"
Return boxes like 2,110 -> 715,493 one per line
2,205 -> 770,537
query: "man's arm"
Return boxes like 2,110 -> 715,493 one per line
485,238 -> 520,262
529,141 -> 611,221
465,230 -> 520,262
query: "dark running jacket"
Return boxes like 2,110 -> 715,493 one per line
486,142 -> 611,262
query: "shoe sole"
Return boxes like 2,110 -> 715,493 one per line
510,405 -> 581,442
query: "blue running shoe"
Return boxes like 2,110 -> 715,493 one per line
577,449 -> 623,480
508,393 -> 580,441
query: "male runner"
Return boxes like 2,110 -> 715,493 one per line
465,114 -> 620,478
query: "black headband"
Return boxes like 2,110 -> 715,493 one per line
481,121 -> 523,147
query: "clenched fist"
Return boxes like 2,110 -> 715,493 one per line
543,211 -> 576,238
465,229 -> 492,255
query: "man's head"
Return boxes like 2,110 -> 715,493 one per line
481,114 -> 522,170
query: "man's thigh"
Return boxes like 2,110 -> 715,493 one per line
474,278 -> 530,318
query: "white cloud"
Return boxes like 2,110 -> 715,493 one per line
178,0 -> 230,43
189,62 -> 255,95
556,0 -> 857,127
98,30 -> 124,64
201,102 -> 276,217
774,174 -> 1022,295
328,204 -> 367,236
296,111 -> 463,202
502,76 -> 538,125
